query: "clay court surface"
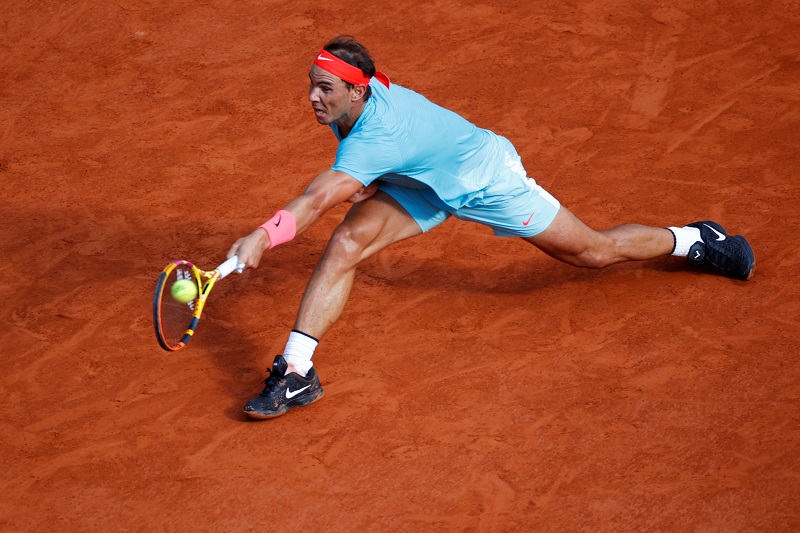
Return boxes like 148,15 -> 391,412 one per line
2,0 -> 799,531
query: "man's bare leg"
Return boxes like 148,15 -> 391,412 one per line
526,206 -> 674,267
288,191 -> 422,371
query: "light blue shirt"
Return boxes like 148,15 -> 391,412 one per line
330,79 -> 505,209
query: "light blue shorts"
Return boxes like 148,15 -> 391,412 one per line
380,139 -> 561,237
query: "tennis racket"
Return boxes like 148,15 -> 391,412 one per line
153,255 -> 243,351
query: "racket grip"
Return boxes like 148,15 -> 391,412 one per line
217,256 -> 243,278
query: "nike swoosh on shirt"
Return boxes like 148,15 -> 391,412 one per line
703,223 -> 726,241
286,385 -> 311,399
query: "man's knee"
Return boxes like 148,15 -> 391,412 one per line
324,221 -> 374,267
530,226 -> 617,268
574,248 -> 613,269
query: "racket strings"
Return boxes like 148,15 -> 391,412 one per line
159,267 -> 198,347
175,267 -> 196,312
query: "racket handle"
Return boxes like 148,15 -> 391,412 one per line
217,255 -> 244,278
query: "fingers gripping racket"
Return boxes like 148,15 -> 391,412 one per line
153,256 -> 243,351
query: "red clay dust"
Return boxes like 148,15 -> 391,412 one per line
2,1 -> 799,531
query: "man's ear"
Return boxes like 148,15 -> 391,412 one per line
351,84 -> 368,102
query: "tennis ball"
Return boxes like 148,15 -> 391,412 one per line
171,279 -> 198,304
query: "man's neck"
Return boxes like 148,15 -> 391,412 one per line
334,100 -> 366,138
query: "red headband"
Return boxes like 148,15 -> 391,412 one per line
313,49 -> 390,88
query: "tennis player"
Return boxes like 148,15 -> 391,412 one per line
228,36 -> 755,419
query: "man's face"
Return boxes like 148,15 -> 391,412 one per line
308,65 -> 355,125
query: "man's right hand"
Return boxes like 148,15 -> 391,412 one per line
227,228 -> 270,269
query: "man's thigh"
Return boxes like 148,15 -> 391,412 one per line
455,165 -> 560,237
378,181 -> 451,233
339,190 -> 427,261
523,206 -> 606,264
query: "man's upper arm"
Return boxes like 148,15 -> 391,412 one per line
304,169 -> 364,209
282,169 -> 364,231
331,127 -> 402,184
281,169 -> 364,233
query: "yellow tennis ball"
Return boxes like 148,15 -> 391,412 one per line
171,279 -> 198,304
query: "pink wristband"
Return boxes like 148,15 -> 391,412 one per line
259,210 -> 297,249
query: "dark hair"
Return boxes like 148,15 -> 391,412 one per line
323,35 -> 375,99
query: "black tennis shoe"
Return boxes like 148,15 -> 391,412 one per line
686,221 -> 755,280
244,355 -> 324,419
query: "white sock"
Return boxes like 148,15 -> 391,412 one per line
283,330 -> 317,377
668,226 -> 702,257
